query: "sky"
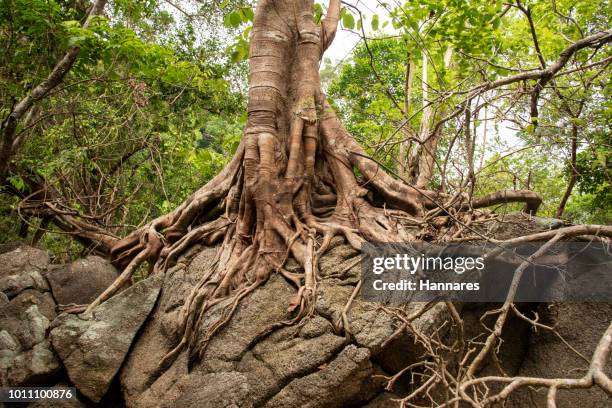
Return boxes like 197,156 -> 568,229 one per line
324,0 -> 392,63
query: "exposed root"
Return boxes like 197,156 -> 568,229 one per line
339,280 -> 362,340
453,322 -> 612,407
85,227 -> 163,314
465,233 -> 564,378
377,228 -> 612,407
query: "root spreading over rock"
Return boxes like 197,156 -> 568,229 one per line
79,0 -> 551,372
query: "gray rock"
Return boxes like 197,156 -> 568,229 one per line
0,269 -> 50,298
158,371 -> 254,408
45,256 -> 119,306
119,247 -> 395,408
0,246 -> 59,387
531,215 -> 566,229
0,246 -> 51,298
2,340 -> 59,385
471,212 -> 564,240
0,246 -> 50,279
117,216 -> 579,408
263,345 -> 378,408
0,295 -> 60,386
314,282 -> 400,351
50,273 -> 163,402
508,303 -> 612,408
10,289 -> 56,321
119,248 -> 218,407
120,248 -> 215,406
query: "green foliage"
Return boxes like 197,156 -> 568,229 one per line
341,9 -> 355,30
328,38 -> 408,169
314,3 -> 324,23
221,4 -> 254,63
476,150 -> 567,217
566,147 -> 612,224
329,0 -> 610,224
0,0 -> 246,255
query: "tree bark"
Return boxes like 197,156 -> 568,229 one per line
415,46 -> 453,190
556,123 -> 578,218
398,54 -> 414,180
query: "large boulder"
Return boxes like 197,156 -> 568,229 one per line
50,274 -> 163,403
119,213 -> 590,408
119,240 -> 412,408
1,213 -> 603,407
45,256 -> 119,307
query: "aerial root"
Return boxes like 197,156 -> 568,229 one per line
338,280 -> 362,340
158,217 -> 232,272
84,227 -> 163,314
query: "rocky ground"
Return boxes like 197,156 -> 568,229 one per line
0,214 -> 610,407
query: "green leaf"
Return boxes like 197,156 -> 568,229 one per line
242,7 -> 254,22
67,36 -> 87,46
492,16 -> 501,29
314,3 -> 323,23
224,11 -> 242,28
371,14 -> 379,30
8,176 -> 26,192
408,19 -> 419,32
342,12 -> 355,30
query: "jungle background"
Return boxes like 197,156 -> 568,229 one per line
0,0 -> 609,261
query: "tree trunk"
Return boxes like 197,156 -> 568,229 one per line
398,53 -> 414,180
415,46 -> 453,190
556,123 -> 578,218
